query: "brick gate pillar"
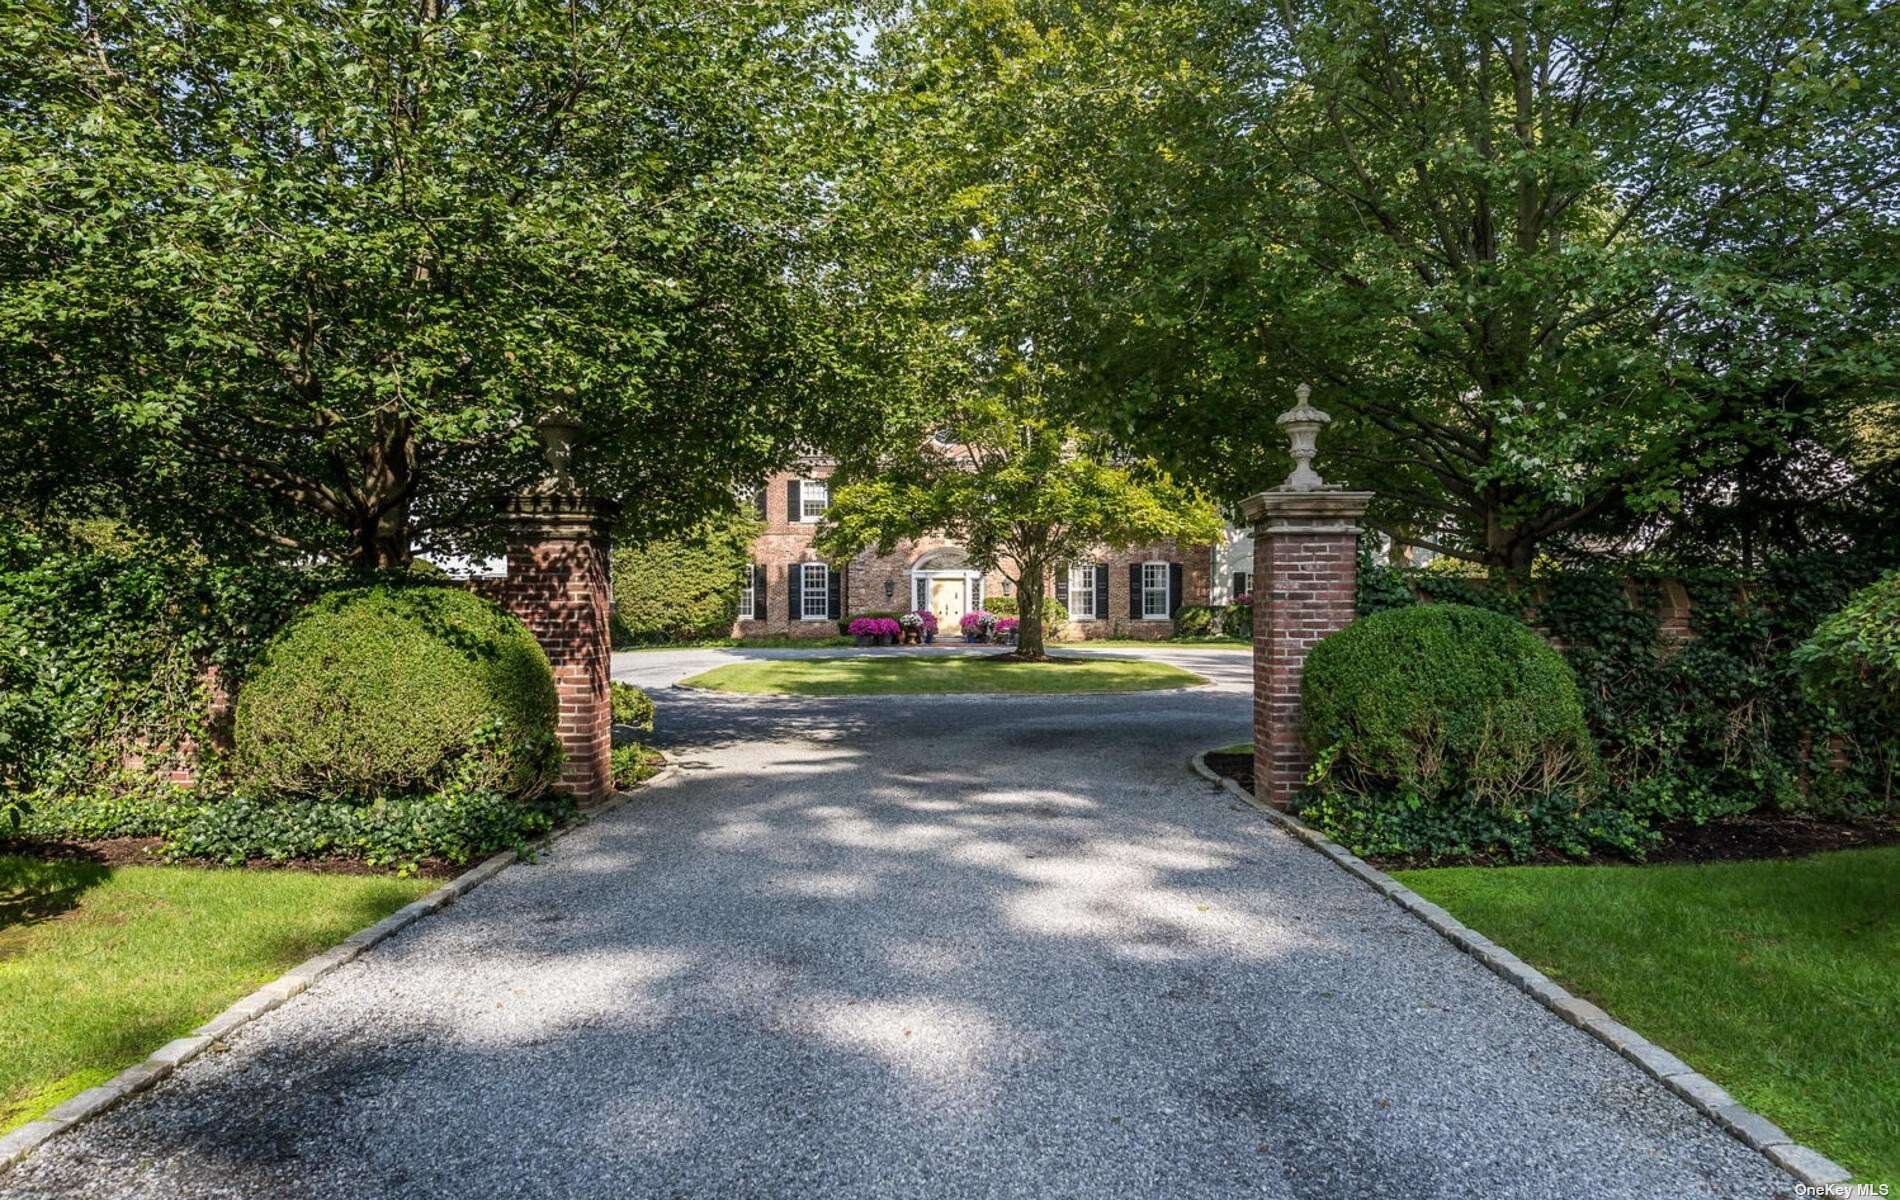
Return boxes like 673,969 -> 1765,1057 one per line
1238,387 -> 1371,809
497,413 -> 618,804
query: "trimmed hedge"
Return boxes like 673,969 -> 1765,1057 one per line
611,513 -> 758,645
1221,601 -> 1252,639
23,785 -> 571,872
1299,604 -> 1618,861
611,682 -> 656,732
234,586 -> 560,799
984,594 -> 1069,628
1173,602 -> 1250,640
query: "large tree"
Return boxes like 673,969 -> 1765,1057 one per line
867,0 -> 1900,573
817,394 -> 1221,659
0,0 -> 868,565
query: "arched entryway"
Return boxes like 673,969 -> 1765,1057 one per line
909,548 -> 984,629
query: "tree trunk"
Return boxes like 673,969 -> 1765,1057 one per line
1014,560 -> 1049,660
352,495 -> 413,569
346,410 -> 417,569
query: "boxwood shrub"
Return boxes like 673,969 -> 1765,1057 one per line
235,585 -> 560,799
1297,603 -> 1632,861
984,595 -> 1068,628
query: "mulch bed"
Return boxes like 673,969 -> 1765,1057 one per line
1,837 -> 461,879
1205,751 -> 1254,796
1643,814 -> 1900,864
1200,752 -> 1900,867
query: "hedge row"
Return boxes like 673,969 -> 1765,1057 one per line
1305,544 -> 1900,862
610,513 -> 758,645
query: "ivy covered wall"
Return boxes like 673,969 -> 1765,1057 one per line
1355,546 -> 1899,826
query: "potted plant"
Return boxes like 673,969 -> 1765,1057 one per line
847,616 -> 878,647
898,611 -> 924,645
996,616 -> 1019,645
960,610 -> 994,643
914,609 -> 939,644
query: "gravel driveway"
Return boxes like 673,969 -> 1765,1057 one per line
3,646 -> 1791,1199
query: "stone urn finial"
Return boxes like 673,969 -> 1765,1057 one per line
532,409 -> 584,494
1275,383 -> 1332,491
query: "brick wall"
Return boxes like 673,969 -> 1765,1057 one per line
1061,543 -> 1213,641
1252,529 -> 1360,807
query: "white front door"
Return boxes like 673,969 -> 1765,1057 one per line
929,577 -> 967,628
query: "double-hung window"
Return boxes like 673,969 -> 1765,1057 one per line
738,564 -> 757,620
1068,564 -> 1095,619
1141,561 -> 1171,620
800,562 -> 831,620
799,479 -> 829,522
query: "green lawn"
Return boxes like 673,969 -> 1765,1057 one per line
680,654 -> 1205,696
1,856 -> 433,1132
1398,849 -> 1900,1187
620,635 -> 855,651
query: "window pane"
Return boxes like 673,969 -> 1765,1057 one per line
1142,561 -> 1169,618
801,563 -> 829,618
1068,565 -> 1093,616
739,567 -> 755,619
801,479 -> 829,520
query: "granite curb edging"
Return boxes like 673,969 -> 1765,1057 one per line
0,762 -> 681,1175
1188,748 -> 1853,1191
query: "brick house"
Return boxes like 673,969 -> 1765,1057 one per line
730,463 -> 1223,640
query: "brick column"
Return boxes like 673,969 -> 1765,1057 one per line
498,493 -> 617,803
1240,489 -> 1371,809
1237,385 -> 1371,809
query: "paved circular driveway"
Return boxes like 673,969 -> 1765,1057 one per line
2,646 -> 1789,1198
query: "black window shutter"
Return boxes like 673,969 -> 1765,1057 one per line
1232,572 -> 1247,598
1055,567 -> 1069,609
753,565 -> 767,614
786,479 -> 801,523
827,567 -> 842,619
1094,564 -> 1109,619
1128,563 -> 1142,618
1169,563 -> 1184,615
788,563 -> 802,619
754,485 -> 768,520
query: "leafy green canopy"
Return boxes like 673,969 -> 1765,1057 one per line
817,396 -> 1222,658
869,0 -> 1900,571
1798,571 -> 1900,729
234,585 -> 560,799
0,1 -> 868,565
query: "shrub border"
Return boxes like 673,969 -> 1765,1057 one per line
1188,748 -> 1852,1190
0,762 -> 678,1176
